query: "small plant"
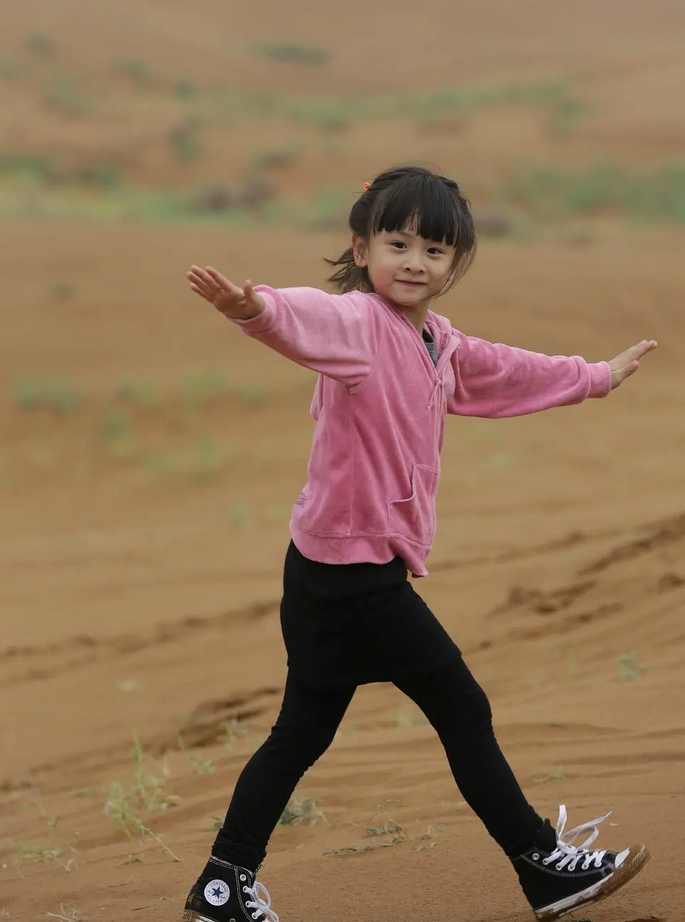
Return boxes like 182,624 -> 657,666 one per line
46,907 -> 85,922
5,841 -> 75,872
393,705 -> 429,729
252,146 -> 301,171
105,735 -> 178,826
27,32 -> 54,57
618,651 -> 641,681
365,810 -> 410,843
113,380 -> 161,410
413,824 -> 443,852
104,736 -> 180,861
533,767 -> 566,784
184,438 -> 231,482
228,502 -> 252,530
177,735 -> 215,774
0,154 -> 52,182
224,716 -> 249,750
324,807 -> 415,857
236,385 -> 265,406
169,117 -> 203,163
255,43 -> 330,67
180,368 -> 232,408
278,795 -> 327,827
174,79 -> 198,98
51,281 -> 76,300
44,81 -> 90,117
100,410 -> 137,459
115,60 -> 152,86
0,59 -> 21,80
13,378 -> 79,413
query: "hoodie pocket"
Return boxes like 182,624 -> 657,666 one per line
387,464 -> 439,547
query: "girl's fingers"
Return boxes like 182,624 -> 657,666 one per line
188,273 -> 211,289
633,339 -> 657,358
187,269 -> 213,290
188,266 -> 223,292
205,266 -> 237,292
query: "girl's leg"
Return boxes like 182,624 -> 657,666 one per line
213,671 -> 356,872
394,657 -> 542,857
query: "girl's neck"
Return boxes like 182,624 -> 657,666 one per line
392,301 -> 433,335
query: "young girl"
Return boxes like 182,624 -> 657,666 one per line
181,165 -> 656,922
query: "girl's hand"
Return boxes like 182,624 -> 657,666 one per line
608,339 -> 657,389
187,265 -> 264,320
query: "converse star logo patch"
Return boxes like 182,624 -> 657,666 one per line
204,879 -> 230,906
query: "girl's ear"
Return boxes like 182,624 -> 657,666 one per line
351,234 -> 368,268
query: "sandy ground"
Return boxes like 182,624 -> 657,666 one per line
1,2 -> 684,921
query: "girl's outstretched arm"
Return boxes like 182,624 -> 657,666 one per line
447,331 -> 657,418
187,266 -> 378,388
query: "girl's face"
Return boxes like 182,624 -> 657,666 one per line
353,226 -> 456,313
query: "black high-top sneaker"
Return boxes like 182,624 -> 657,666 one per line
512,804 -> 650,921
180,857 -> 279,922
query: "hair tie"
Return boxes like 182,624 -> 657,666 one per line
363,182 -> 371,191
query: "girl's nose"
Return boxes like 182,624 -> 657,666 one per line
404,255 -> 424,272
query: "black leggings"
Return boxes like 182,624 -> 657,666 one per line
213,658 -> 542,871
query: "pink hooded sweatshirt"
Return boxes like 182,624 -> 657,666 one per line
231,286 -> 611,577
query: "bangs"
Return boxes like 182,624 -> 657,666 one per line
369,173 -> 462,247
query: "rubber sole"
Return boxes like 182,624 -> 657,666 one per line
535,844 -> 651,921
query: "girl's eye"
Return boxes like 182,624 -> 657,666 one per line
428,247 -> 444,255
390,241 -> 406,249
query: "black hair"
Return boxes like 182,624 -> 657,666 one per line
325,165 -> 477,294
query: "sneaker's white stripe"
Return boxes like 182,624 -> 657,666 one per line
537,872 -> 611,916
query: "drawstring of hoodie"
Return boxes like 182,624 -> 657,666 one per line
426,377 -> 443,412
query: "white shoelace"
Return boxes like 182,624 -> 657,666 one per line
244,880 -> 279,922
542,805 -> 610,872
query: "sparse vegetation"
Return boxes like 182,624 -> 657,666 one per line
100,410 -> 137,459
143,437 -> 231,484
324,808 -> 442,857
12,378 -> 80,413
180,368 -> 232,408
26,32 -> 54,57
393,704 -> 430,729
44,81 -> 91,117
174,79 -> 198,99
169,116 -> 203,162
104,735 -> 180,860
503,162 -> 685,222
618,651 -> 641,681
113,379 -> 162,410
278,795 -> 327,826
3,839 -> 76,873
51,281 -> 76,300
46,905 -> 86,921
533,767 -> 566,784
0,59 -> 21,80
223,716 -> 250,750
177,735 -> 216,774
114,59 -> 153,87
255,43 -> 330,67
